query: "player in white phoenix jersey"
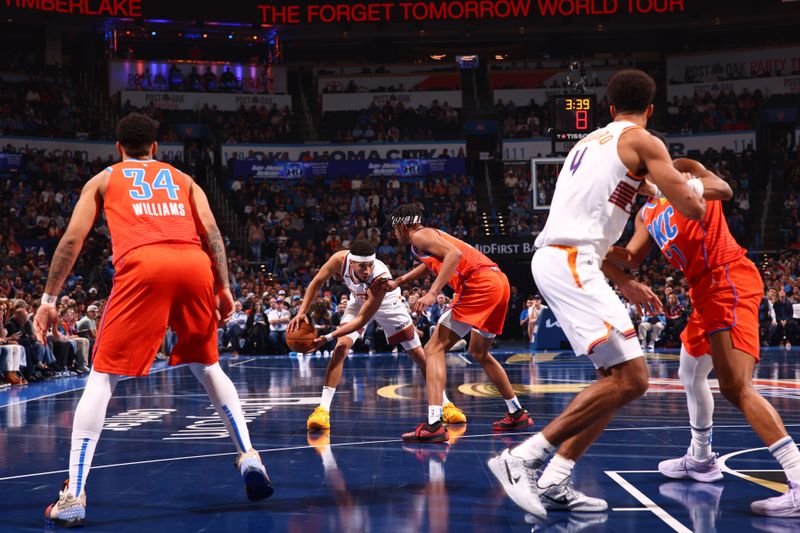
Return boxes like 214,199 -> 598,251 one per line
488,70 -> 708,519
289,240 -> 465,430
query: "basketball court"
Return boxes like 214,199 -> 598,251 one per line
2,345 -> 797,532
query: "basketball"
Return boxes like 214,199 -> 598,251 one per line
286,320 -> 317,353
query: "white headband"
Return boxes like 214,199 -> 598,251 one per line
350,254 -> 376,263
391,215 -> 422,226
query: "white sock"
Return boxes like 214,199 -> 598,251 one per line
678,347 -> 714,459
320,386 -> 336,411
505,395 -> 522,413
190,362 -> 252,453
538,454 -> 575,488
512,432 -> 556,463
429,458 -> 445,482
69,370 -> 120,497
769,436 -> 800,484
442,390 -> 450,406
428,405 -> 442,425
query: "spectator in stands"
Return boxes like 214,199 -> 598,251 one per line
0,304 -> 26,385
268,298 -> 291,354
220,301 -> 248,356
663,293 -> 686,345
520,296 -> 544,344
637,304 -> 666,353
774,289 -> 796,348
244,300 -> 269,354
760,288 -> 778,346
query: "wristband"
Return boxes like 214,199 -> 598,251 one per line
41,293 -> 58,306
687,178 -> 704,197
324,333 -> 335,343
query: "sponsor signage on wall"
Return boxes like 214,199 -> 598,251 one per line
231,158 -> 465,179
667,46 -> 800,84
667,75 -> 800,100
120,90 -> 292,112
222,141 -> 464,162
321,90 -> 461,111
0,137 -> 184,162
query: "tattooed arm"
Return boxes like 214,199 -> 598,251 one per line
34,171 -> 105,343
188,176 -> 234,321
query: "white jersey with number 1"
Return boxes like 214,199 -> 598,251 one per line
534,120 -> 643,258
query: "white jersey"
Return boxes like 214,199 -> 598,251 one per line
341,253 -> 400,306
534,120 -> 643,258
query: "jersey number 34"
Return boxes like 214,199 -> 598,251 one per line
122,168 -> 180,200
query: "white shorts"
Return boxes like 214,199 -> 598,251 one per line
438,308 -> 496,339
342,298 -> 421,351
532,245 -> 643,370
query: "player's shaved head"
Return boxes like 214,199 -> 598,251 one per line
607,69 -> 656,114
117,113 -> 158,158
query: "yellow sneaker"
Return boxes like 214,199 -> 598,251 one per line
442,402 -> 467,424
307,406 -> 331,430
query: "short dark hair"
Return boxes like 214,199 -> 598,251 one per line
350,239 -> 375,257
116,113 -> 158,158
390,204 -> 423,227
607,69 -> 656,114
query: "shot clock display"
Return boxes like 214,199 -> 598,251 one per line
549,94 -> 598,155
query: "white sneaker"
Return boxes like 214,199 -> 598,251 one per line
487,449 -> 547,519
647,342 -> 655,352
392,347 -> 399,356
658,452 -> 723,482
236,449 -> 273,501
323,350 -> 330,358
540,477 -> 608,512
751,481 -> 800,517
44,479 -> 86,527
315,350 -> 322,357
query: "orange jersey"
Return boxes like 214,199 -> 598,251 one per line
104,159 -> 201,264
640,198 -> 746,285
411,229 -> 497,293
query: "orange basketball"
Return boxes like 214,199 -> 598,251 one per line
286,320 -> 317,353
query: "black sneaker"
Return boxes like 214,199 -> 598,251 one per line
402,421 -> 449,443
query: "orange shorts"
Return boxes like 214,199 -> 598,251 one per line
92,243 -> 219,376
681,256 -> 762,361
451,268 -> 510,336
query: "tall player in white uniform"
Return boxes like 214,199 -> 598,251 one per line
488,70 -> 708,518
289,240 -> 465,430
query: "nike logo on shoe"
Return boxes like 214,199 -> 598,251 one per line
543,493 -> 570,506
505,462 -> 521,484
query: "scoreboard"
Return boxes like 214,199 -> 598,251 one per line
549,94 -> 597,155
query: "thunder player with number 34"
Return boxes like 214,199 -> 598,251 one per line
34,114 -> 272,527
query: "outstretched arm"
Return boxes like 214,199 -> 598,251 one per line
672,158 -> 733,201
289,251 -> 345,331
34,171 -> 105,343
313,279 -> 388,348
606,207 -> 654,269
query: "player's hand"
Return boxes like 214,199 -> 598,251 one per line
33,303 -> 58,345
639,178 -> 658,197
413,292 -> 435,314
311,336 -> 327,352
216,288 -> 235,323
288,313 -> 310,332
619,280 -> 663,314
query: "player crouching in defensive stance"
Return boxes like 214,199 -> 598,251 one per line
289,239 -> 466,431
387,204 -> 532,443
609,151 -> 800,518
34,113 -> 271,528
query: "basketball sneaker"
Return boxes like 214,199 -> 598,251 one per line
540,477 -> 608,512
442,402 -> 467,424
44,479 -> 86,528
492,408 -> 533,431
658,452 -> 723,482
488,449 -> 547,518
525,512 -> 608,532
236,448 -> 273,501
307,406 -> 331,430
402,421 -> 449,443
307,429 -> 331,452
751,481 -> 800,517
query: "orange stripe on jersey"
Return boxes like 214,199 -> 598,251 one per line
587,322 -> 613,353
388,323 -> 416,345
626,171 -> 646,182
552,245 -> 583,289
104,159 -> 200,264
